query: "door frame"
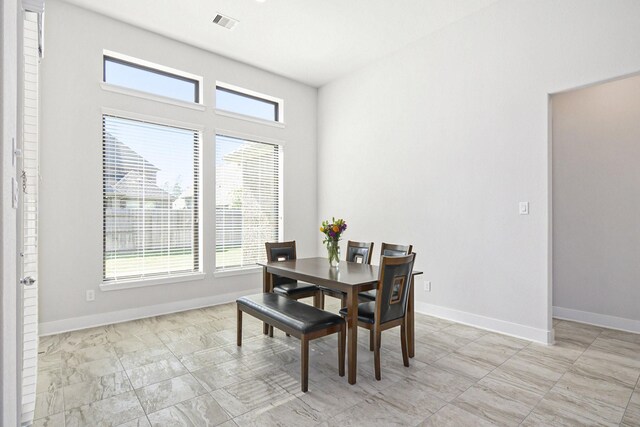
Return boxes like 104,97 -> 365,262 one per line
1,0 -> 21,425
547,69 -> 640,339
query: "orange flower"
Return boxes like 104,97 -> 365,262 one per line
332,225 -> 339,232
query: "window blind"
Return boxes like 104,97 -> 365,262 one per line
103,115 -> 200,281
215,134 -> 282,271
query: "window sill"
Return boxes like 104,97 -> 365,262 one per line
215,109 -> 285,128
100,272 -> 206,292
101,83 -> 206,111
213,266 -> 262,278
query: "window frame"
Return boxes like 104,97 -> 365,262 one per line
215,81 -> 285,126
99,108 -> 204,290
102,50 -> 204,106
213,129 -> 284,275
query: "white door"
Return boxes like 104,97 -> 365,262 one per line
19,9 -> 41,425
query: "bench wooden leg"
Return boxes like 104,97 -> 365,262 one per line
301,336 -> 309,392
374,329 -> 382,381
237,307 -> 242,347
400,322 -> 409,367
369,329 -> 374,351
338,323 -> 345,377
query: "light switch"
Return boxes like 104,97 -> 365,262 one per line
519,202 -> 529,215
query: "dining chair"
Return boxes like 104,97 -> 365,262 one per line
265,240 -> 322,307
358,242 -> 413,302
320,241 -> 374,309
339,253 -> 417,380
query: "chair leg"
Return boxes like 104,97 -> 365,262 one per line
237,307 -> 242,347
301,336 -> 309,392
369,329 -> 374,351
374,329 -> 382,381
338,323 -> 345,377
269,325 -> 274,338
400,322 -> 409,367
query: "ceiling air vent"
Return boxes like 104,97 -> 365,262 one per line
213,13 -> 238,30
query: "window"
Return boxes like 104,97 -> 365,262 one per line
215,134 -> 282,271
103,115 -> 201,282
103,53 -> 201,103
216,83 -> 282,122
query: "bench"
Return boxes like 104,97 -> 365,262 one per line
236,293 -> 345,392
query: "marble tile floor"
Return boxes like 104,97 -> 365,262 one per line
34,299 -> 640,426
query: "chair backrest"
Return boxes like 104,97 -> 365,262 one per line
380,242 -> 413,257
375,253 -> 416,325
346,241 -> 374,264
265,241 -> 297,286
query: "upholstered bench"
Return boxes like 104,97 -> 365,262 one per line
236,293 -> 345,392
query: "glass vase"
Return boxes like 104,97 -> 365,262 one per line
326,240 -> 340,268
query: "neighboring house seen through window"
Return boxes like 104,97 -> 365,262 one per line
102,115 -> 201,282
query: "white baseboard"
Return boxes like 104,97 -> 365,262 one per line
415,301 -> 553,345
553,306 -> 640,334
39,288 -> 261,336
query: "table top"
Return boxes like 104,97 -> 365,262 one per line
257,257 -> 422,290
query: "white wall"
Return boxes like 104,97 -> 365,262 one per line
1,0 -> 20,423
552,74 -> 640,332
317,0 -> 640,343
39,0 -> 317,333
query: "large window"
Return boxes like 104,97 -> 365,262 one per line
102,115 -> 201,282
215,134 -> 282,271
216,83 -> 282,122
103,53 -> 201,103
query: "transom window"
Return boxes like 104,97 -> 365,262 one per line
103,52 -> 201,103
216,83 -> 282,122
102,115 -> 201,282
215,134 -> 282,271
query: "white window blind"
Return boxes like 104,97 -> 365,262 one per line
103,115 -> 201,282
215,134 -> 282,271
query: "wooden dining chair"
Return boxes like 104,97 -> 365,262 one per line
320,241 -> 374,309
265,242 -> 323,335
358,242 -> 413,302
339,253 -> 416,380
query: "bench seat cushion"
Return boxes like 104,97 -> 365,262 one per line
237,293 -> 344,334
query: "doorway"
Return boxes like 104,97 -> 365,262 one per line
550,73 -> 640,333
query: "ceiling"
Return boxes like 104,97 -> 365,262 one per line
61,0 -> 499,87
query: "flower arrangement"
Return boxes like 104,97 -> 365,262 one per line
320,217 -> 347,267
320,217 -> 347,243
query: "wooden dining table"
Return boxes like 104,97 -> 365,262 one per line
257,257 -> 422,385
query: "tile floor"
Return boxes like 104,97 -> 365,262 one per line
34,299 -> 640,426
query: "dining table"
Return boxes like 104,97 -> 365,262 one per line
257,257 -> 423,385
